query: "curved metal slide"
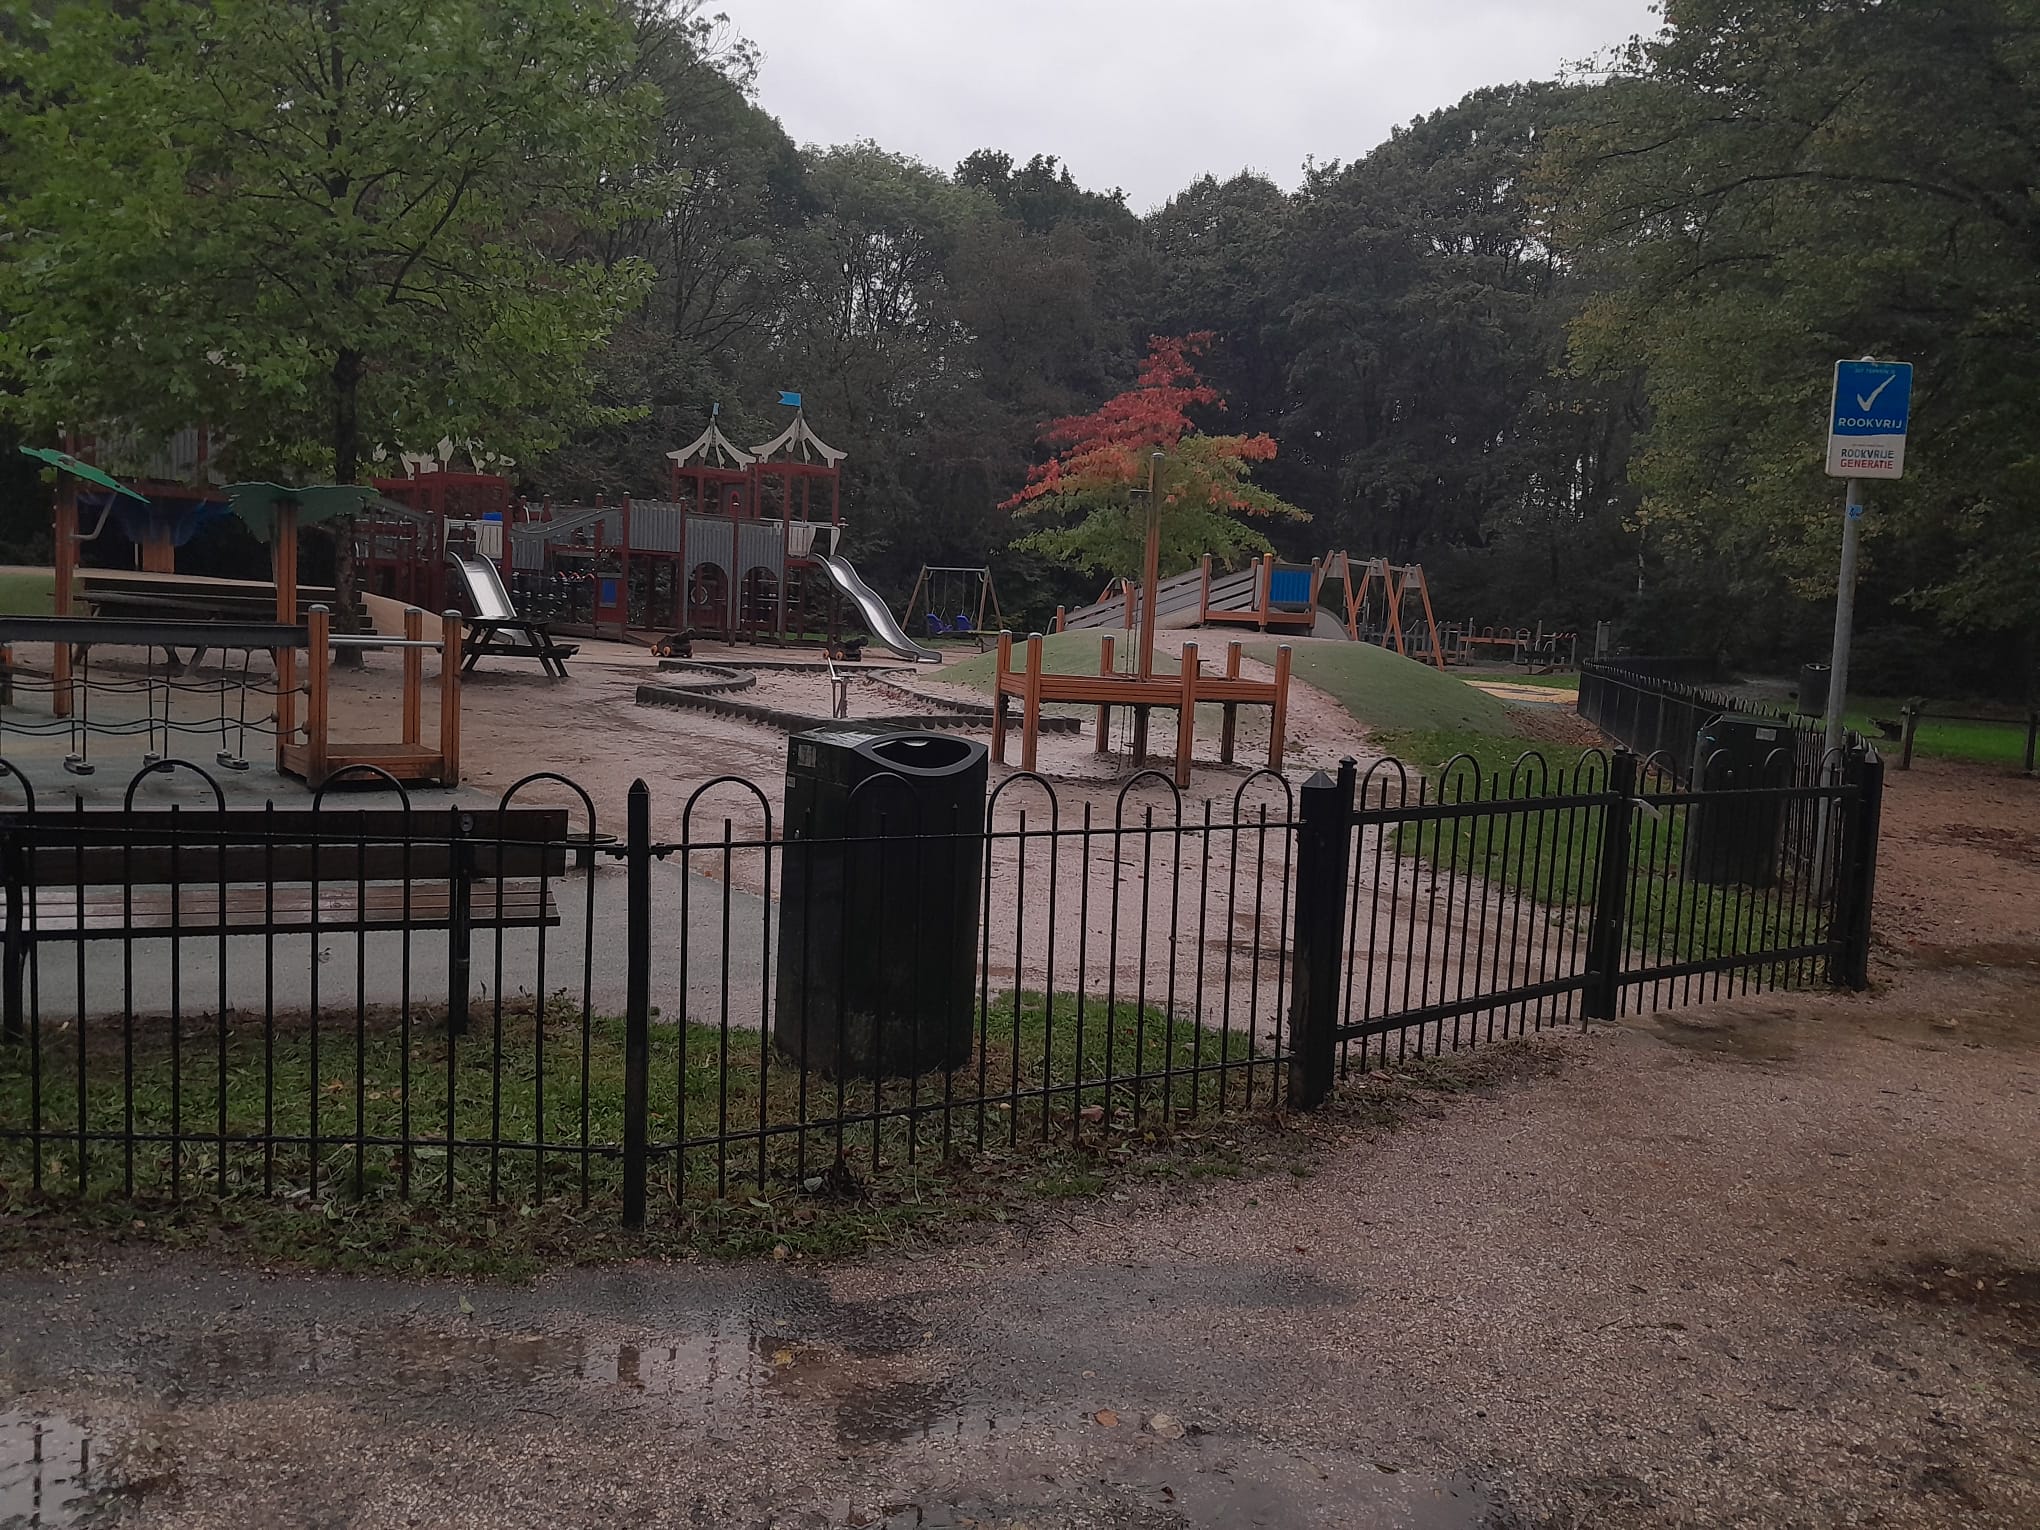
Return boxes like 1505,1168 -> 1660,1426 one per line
448,552 -> 518,623
816,553 -> 941,662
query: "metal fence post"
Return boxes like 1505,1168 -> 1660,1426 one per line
1,818 -> 23,1046
446,810 -> 472,1038
1583,749 -> 1638,1021
1286,758 -> 1355,1109
622,779 -> 652,1230
1828,750 -> 1884,990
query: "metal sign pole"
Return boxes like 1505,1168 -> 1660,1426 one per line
1822,478 -> 1864,766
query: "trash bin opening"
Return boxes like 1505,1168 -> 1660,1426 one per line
866,734 -> 974,771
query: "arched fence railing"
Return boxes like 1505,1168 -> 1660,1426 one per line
0,744 -> 1882,1230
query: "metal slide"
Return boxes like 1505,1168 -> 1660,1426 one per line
447,552 -> 530,638
815,554 -> 942,662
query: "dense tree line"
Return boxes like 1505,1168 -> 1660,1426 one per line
3,0 -> 2034,696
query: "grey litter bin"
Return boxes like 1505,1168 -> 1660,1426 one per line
1684,715 -> 1794,886
774,729 -> 988,1077
1797,663 -> 1832,718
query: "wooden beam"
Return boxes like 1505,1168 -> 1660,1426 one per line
1413,565 -> 1445,671
273,506 -> 299,767
1021,632 -> 1045,774
439,609 -> 463,785
1268,644 -> 1292,770
1095,634 -> 1115,754
990,630 -> 1012,764
1221,640 -> 1241,764
402,607 -> 423,745
305,605 -> 330,785
1175,641 -> 1199,789
1137,455 -> 1161,679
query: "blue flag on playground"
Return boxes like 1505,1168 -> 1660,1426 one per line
778,390 -> 802,408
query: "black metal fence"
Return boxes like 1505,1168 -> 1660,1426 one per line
1577,659 -> 1831,783
1,745 -> 1883,1229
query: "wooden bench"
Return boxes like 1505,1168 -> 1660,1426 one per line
0,806 -> 570,1037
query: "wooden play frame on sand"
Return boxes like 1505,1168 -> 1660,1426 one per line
990,631 -> 1292,789
266,503 -> 463,789
990,455 -> 1294,789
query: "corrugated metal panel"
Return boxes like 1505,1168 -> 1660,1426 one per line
737,520 -> 784,577
633,504 -> 683,553
686,518 -> 732,573
510,528 -> 546,572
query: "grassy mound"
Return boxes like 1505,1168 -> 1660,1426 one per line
947,631 -> 1513,735
1242,637 -> 1513,735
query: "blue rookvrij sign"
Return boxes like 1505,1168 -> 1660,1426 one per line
1826,360 -> 1912,479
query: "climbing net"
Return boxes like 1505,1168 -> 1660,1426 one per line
0,647 -> 293,776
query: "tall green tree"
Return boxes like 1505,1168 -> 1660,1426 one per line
1555,0 -> 2040,666
0,0 -> 654,489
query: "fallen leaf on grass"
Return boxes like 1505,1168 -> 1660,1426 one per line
1093,1409 -> 1119,1428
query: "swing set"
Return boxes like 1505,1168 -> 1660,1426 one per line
1325,553 -> 1446,669
900,565 -> 1004,643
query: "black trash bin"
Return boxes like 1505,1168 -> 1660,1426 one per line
1797,663 -> 1832,718
774,729 -> 988,1077
1684,715 -> 1794,885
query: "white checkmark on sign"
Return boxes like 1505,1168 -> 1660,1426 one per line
1856,373 -> 1896,412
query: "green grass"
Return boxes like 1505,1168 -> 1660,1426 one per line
0,991 -> 1284,1278
1247,639 -> 1515,735
946,631 -> 1518,739
0,568 -> 58,615
1363,726 -> 1832,970
1840,696 -> 2033,769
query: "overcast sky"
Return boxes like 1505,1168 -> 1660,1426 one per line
726,0 -> 1662,212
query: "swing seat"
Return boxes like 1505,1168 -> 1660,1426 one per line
950,613 -> 973,635
924,614 -> 945,638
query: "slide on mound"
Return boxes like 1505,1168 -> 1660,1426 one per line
816,554 -> 941,662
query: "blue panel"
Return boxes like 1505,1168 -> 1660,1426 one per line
1269,568 -> 1312,607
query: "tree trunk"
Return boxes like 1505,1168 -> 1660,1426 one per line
330,345 -> 365,669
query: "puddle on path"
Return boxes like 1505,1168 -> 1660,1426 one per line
8,1304 -> 1507,1529
0,1408 -> 152,1530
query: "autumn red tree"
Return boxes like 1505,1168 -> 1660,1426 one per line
1002,333 -> 1306,578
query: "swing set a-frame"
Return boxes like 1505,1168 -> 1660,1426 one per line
1323,552 -> 1446,670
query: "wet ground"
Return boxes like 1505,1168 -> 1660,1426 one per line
3,938 -> 2036,1528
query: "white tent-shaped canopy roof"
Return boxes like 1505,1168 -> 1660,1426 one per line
666,419 -> 755,470
751,411 -> 846,466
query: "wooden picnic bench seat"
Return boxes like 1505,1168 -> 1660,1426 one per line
1,806 -> 571,1034
462,618 -> 578,679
